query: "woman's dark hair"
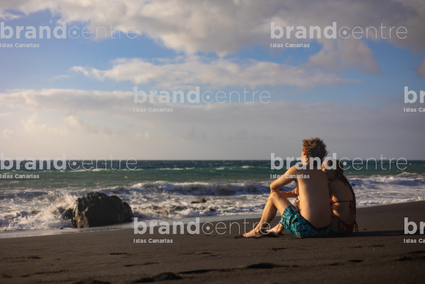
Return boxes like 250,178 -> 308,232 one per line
326,159 -> 357,213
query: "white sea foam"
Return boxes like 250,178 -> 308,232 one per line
0,173 -> 424,232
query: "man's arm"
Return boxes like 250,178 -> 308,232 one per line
284,187 -> 299,198
270,166 -> 297,193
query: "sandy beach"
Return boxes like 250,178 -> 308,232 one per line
1,201 -> 424,284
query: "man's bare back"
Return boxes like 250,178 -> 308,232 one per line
243,138 -> 330,239
272,164 -> 330,228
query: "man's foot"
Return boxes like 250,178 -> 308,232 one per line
266,223 -> 284,236
243,229 -> 264,238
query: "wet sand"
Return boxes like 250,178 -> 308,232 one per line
1,202 -> 425,283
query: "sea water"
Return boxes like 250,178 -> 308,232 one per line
0,160 -> 424,232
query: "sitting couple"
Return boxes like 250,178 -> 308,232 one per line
244,137 -> 358,239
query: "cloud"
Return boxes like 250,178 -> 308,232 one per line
21,114 -> 47,135
71,56 -> 349,88
2,0 -> 425,73
0,112 -> 23,119
179,126 -> 207,141
415,58 -> 425,79
20,113 -> 122,138
1,87 -> 423,158
0,11 -> 21,21
1,129 -> 13,138
0,88 -> 132,113
309,38 -> 380,74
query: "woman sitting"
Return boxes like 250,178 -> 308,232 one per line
322,159 -> 358,234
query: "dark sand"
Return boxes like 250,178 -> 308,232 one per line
1,202 -> 425,283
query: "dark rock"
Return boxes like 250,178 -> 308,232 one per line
63,208 -> 74,220
190,198 -> 207,204
57,207 -> 72,220
71,192 -> 133,228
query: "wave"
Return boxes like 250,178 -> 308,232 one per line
130,181 -> 271,196
1,173 -> 424,232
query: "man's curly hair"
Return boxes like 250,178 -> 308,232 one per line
302,137 -> 328,168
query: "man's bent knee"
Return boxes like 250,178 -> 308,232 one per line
268,191 -> 281,199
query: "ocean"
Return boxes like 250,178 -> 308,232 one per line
1,160 -> 424,232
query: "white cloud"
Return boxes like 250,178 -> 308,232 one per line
180,126 -> 207,141
309,38 -> 380,74
2,0 -> 425,73
0,88 -> 132,113
1,129 -> 13,138
19,113 -> 121,138
71,56 -> 349,88
21,114 -> 47,135
1,87 -> 423,159
0,11 -> 21,21
0,1 -> 424,159
0,112 -> 23,119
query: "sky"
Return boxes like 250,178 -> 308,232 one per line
0,0 -> 424,160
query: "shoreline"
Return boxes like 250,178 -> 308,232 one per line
0,200 -> 423,240
0,201 -> 424,283
0,213 -> 263,240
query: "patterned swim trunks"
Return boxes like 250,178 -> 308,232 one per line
279,205 -> 330,238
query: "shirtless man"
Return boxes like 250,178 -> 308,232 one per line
243,137 -> 331,238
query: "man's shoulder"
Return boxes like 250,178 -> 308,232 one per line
291,164 -> 324,174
